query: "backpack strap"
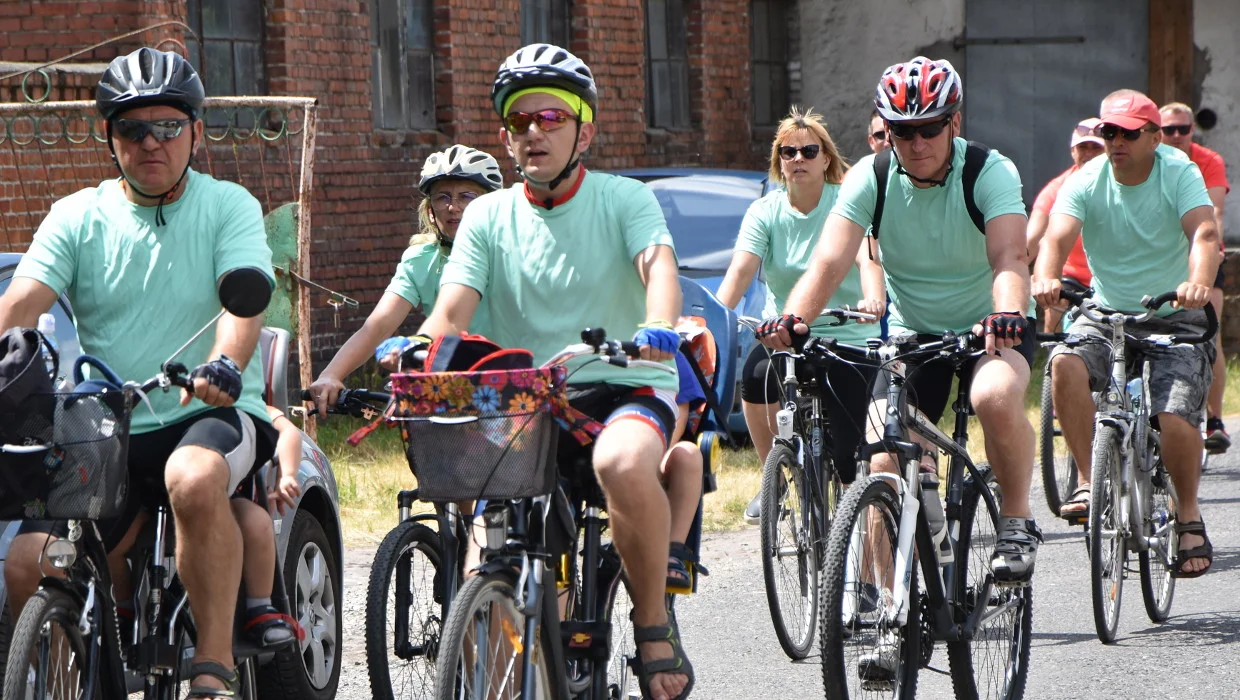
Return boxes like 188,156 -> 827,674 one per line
962,140 -> 991,234
870,148 -> 892,240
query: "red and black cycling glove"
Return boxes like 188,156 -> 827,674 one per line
981,312 -> 1029,342
756,314 -> 806,343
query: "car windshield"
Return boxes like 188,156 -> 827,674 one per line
643,176 -> 762,274
0,265 -> 80,371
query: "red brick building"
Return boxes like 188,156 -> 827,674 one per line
0,0 -> 799,364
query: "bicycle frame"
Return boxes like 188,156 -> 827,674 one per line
771,351 -> 833,556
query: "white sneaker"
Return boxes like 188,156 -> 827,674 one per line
857,630 -> 901,682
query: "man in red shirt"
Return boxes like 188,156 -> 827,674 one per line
1026,117 -> 1105,332
1161,102 -> 1231,453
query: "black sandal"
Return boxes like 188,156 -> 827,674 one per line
633,621 -> 695,700
243,604 -> 302,649
1059,486 -> 1090,523
1171,519 -> 1213,579
666,542 -> 696,595
185,660 -> 238,699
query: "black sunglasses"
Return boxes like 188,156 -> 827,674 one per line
113,118 -> 191,143
778,144 -> 821,160
1097,123 -> 1159,142
1161,124 -> 1192,136
886,115 -> 952,141
504,108 -> 577,133
870,130 -> 887,141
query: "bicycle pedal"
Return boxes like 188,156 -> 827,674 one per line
560,620 -> 610,661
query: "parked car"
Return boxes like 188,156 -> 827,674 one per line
614,168 -> 771,435
0,252 -> 344,699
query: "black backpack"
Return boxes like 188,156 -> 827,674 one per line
0,328 -> 55,412
871,140 -> 992,239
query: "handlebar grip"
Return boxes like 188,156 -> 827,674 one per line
1058,287 -> 1088,309
299,389 -> 313,401
1171,301 -> 1219,345
1036,332 -> 1067,343
619,341 -> 642,358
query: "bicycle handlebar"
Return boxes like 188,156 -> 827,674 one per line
1074,292 -> 1217,346
299,388 -> 392,418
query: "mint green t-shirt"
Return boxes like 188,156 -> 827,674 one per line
441,172 -> 678,392
1052,146 -> 1211,315
734,184 -> 876,344
832,137 -> 1028,334
386,240 -> 490,335
17,170 -> 275,433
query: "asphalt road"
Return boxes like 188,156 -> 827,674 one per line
337,418 -> 1240,699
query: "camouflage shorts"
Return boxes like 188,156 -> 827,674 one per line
1048,309 -> 1216,427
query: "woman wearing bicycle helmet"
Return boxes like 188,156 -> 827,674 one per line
309,145 -> 502,404
715,106 -> 885,522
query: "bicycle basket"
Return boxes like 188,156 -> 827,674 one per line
0,389 -> 133,520
391,367 -> 565,502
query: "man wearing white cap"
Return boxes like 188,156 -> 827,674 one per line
1033,89 -> 1220,578
1026,117 -> 1105,332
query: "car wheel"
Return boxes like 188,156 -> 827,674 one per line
256,509 -> 342,699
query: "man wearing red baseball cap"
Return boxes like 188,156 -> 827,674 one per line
1026,117 -> 1105,333
1033,88 -> 1221,578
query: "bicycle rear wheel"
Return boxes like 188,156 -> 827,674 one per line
760,442 -> 818,660
366,520 -> 444,700
1089,425 -> 1126,643
3,587 -> 94,700
434,569 -> 558,700
946,464 -> 1033,700
819,474 -> 919,700
1139,444 -> 1176,623
1038,376 -> 1077,517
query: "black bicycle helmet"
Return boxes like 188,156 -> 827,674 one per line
96,48 -> 205,121
491,43 -> 597,119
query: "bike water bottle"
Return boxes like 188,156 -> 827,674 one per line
1126,377 -> 1143,411
920,472 -> 954,564
36,313 -> 57,382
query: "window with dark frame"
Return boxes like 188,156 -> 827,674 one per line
645,0 -> 691,129
750,0 -> 790,129
521,0 -> 571,47
187,0 -> 265,126
370,0 -> 436,131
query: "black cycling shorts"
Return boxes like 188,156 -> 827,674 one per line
870,324 -> 1037,424
17,407 -> 277,552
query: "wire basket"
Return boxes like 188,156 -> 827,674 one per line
0,389 -> 133,520
391,368 -> 566,502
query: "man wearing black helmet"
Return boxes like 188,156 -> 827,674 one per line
419,43 -> 693,700
0,48 -> 275,697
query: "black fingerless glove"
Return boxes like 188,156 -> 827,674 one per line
190,354 -> 243,401
981,312 -> 1029,342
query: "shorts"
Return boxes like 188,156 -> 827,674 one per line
739,343 -> 877,482
1048,309 -> 1214,427
17,408 -> 278,552
556,384 -> 678,483
871,322 -> 1037,424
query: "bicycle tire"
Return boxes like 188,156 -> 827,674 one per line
819,474 -> 919,700
1139,440 -> 1176,623
946,464 -> 1033,700
366,520 -> 444,700
434,569 -> 559,700
3,587 -> 94,700
1038,376 -> 1077,517
1088,425 -> 1126,643
760,442 -> 818,660
601,570 -> 639,700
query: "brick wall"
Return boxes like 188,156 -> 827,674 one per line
0,0 -> 769,367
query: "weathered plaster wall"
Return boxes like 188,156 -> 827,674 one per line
798,0 -> 965,162
1194,0 -> 1240,244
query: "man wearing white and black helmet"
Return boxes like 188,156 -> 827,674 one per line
760,56 -> 1039,675
419,43 -> 694,700
310,144 -> 503,403
0,47 -> 276,697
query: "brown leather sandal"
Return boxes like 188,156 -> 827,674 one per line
1171,519 -> 1213,579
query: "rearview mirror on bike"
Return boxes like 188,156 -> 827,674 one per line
217,266 -> 274,319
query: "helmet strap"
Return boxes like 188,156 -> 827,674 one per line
106,123 -> 194,226
520,120 -> 583,209
893,136 -> 955,188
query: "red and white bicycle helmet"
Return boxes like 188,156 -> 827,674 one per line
874,56 -> 963,122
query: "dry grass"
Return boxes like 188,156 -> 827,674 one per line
327,352 -> 1240,542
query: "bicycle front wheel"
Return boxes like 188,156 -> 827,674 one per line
434,570 -> 558,700
367,520 -> 444,700
1139,446 -> 1176,623
760,442 -> 818,660
946,464 -> 1033,700
1089,425 -> 1126,643
819,474 -> 919,700
3,587 -> 94,700
601,570 -> 639,700
1038,376 -> 1077,517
